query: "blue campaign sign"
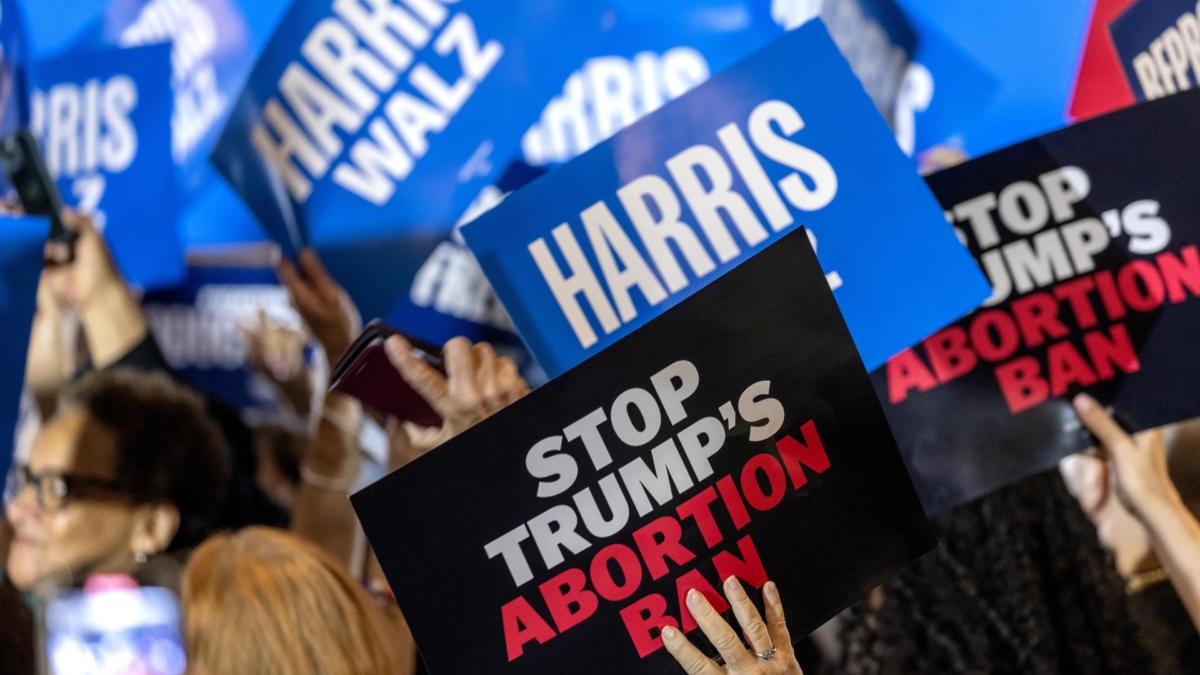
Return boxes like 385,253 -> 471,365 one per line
212,0 -> 616,259
522,0 -> 923,170
462,21 -> 991,378
82,0 -> 259,193
141,258 -> 307,418
29,42 -> 184,290
1109,0 -> 1200,102
520,0 -> 784,168
0,215 -> 46,477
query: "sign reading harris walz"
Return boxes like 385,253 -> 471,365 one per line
353,227 -> 936,675
461,20 -> 991,378
875,89 -> 1200,513
211,0 -> 614,255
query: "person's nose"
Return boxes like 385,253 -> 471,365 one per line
5,482 -> 42,527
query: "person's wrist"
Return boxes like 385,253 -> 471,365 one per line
1130,484 -> 1187,527
79,276 -> 136,315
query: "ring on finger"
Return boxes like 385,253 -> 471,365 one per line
755,647 -> 778,661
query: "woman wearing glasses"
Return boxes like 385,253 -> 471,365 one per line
4,369 -> 230,593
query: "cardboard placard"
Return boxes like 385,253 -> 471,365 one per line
29,42 -> 184,291
354,226 -> 935,675
462,21 -> 990,378
875,89 -> 1200,513
211,0 -> 615,257
1110,0 -> 1200,102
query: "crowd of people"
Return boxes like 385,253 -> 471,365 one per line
2,209 -> 1200,675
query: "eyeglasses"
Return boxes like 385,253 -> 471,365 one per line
4,464 -> 131,511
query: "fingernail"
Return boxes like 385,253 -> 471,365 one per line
385,336 -> 407,362
764,581 -> 780,604
662,626 -> 678,642
724,576 -> 744,597
687,589 -> 703,607
1074,394 -> 1093,414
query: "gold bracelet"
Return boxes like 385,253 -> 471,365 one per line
300,465 -> 356,493
1127,567 -> 1170,594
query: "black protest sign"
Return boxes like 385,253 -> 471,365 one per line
874,89 -> 1200,514
353,227 -> 935,675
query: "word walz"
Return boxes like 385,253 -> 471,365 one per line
253,0 -> 503,205
528,97 -> 842,350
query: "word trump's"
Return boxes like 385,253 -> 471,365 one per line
252,0 -> 502,205
529,98 -> 840,350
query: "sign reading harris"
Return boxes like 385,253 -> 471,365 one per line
1110,0 -> 1200,102
875,89 -> 1200,513
212,0 -> 614,256
29,42 -> 184,290
353,227 -> 935,675
461,21 -> 991,378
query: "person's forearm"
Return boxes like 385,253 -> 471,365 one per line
80,280 -> 148,369
25,309 -> 76,416
290,393 -> 363,570
1140,491 -> 1200,630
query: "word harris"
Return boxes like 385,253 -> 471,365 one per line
888,166 -> 1196,413
251,0 -> 502,205
482,361 -> 833,662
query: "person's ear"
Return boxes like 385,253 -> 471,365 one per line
130,503 -> 180,558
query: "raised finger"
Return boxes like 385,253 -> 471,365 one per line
687,588 -> 754,671
1073,395 -> 1130,458
761,582 -> 794,661
445,338 -> 484,414
386,335 -> 452,417
661,626 -> 723,675
278,259 -> 321,315
724,576 -> 773,657
472,342 -> 500,409
494,358 -> 529,406
298,248 -> 338,295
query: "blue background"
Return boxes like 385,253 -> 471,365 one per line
25,0 -> 1093,159
463,20 -> 991,376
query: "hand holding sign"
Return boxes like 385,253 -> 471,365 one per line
279,249 -> 362,364
1073,395 -> 1176,520
662,579 -> 803,675
385,336 -> 530,459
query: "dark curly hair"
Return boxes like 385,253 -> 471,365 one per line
835,469 -> 1153,675
59,369 -> 232,551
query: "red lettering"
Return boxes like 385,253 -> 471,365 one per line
501,596 -> 557,662
776,420 -> 831,490
675,569 -> 729,633
924,326 -> 978,383
1158,246 -> 1200,303
1118,260 -> 1166,312
713,535 -> 768,591
1011,292 -> 1070,347
1054,276 -> 1100,329
632,517 -> 696,581
969,309 -> 1021,362
539,568 -> 598,634
886,350 -> 938,403
618,594 -> 676,658
1084,324 -> 1140,380
1094,271 -> 1128,321
740,454 -> 787,512
590,544 -> 644,602
716,475 -> 751,530
995,357 -> 1049,414
1047,340 -> 1099,396
677,487 -> 724,549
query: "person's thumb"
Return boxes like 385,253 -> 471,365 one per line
1073,395 -> 1131,457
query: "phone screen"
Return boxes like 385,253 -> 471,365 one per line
45,586 -> 185,675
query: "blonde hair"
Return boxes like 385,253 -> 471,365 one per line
182,527 -> 400,675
